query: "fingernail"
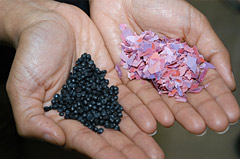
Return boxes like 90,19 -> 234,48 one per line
217,125 -> 229,135
149,130 -> 158,137
232,72 -> 235,81
196,128 -> 207,137
231,72 -> 236,86
43,133 -> 59,145
230,120 -> 239,126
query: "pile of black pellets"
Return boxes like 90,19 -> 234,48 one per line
44,53 -> 123,134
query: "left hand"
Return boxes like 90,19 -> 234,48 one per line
5,0 -> 163,158
90,0 -> 240,134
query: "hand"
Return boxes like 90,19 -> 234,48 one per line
5,0 -> 163,158
90,0 -> 240,134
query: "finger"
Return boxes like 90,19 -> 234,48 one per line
57,119 -> 126,159
6,66 -> 65,145
185,11 -> 235,90
106,71 -> 162,158
161,95 -> 206,134
201,69 -> 240,123
187,89 -> 229,132
104,64 -> 157,135
119,113 -> 165,159
101,126 -> 150,159
20,112 -> 65,145
118,84 -> 157,134
125,79 -> 174,127
6,87 -> 65,145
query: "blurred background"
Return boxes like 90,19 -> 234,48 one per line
0,0 -> 239,159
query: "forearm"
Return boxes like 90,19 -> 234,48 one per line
0,0 -> 52,46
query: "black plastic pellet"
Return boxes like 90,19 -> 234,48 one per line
115,118 -> 121,124
52,105 -> 58,110
74,114 -> 79,120
98,107 -> 102,112
57,108 -> 64,113
63,85 -> 67,89
101,99 -> 107,104
114,125 -> 120,131
45,53 -> 123,134
70,107 -> 75,112
92,105 -> 97,110
43,106 -> 50,112
74,110 -> 78,114
109,116 -> 115,123
119,105 -> 124,111
86,113 -> 94,121
113,86 -> 119,91
88,60 -> 94,65
104,122 -> 110,129
97,128 -> 104,134
54,94 -> 60,99
94,127 -> 98,132
118,112 -> 123,117
78,108 -> 84,114
74,104 -> 78,109
77,116 -> 83,121
104,79 -> 109,84
113,96 -> 118,100
99,120 -> 105,126
101,110 -> 107,116
83,100 -> 88,105
51,99 -> 56,104
88,125 -> 93,130
88,104 -> 92,108
65,110 -> 70,115
84,106 -> 89,111
93,112 -> 100,118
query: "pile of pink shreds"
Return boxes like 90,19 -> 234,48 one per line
117,24 -> 215,102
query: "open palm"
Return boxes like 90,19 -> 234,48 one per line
7,1 -> 163,159
90,0 -> 240,134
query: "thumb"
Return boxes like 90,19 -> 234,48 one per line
6,66 -> 65,146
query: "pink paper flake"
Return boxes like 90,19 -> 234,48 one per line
118,24 -> 215,102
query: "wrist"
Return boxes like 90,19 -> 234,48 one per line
0,0 -> 52,46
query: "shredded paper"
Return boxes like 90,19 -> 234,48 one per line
118,24 -> 215,102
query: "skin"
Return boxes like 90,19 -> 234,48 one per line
90,0 -> 240,134
3,0 -> 163,159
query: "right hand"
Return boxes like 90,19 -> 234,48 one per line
90,0 -> 240,134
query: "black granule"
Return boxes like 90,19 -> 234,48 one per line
44,53 -> 123,134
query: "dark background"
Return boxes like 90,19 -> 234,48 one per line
0,0 -> 240,159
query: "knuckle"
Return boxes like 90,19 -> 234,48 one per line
203,73 -> 219,85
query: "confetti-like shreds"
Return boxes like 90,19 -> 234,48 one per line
119,24 -> 215,102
